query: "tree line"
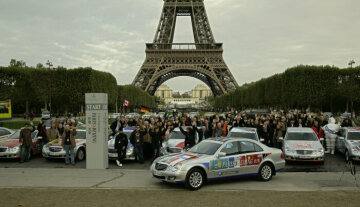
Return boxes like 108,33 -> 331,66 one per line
0,60 -> 157,115
213,65 -> 360,112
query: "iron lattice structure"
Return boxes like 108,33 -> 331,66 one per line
133,0 -> 238,96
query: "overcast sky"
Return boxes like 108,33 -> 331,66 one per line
0,0 -> 359,93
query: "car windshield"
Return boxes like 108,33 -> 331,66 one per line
228,132 -> 257,140
74,131 -> 86,139
7,131 -> 20,139
168,131 -> 185,139
188,142 -> 222,155
348,132 -> 360,140
286,132 -> 318,141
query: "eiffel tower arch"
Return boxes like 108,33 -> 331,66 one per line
132,0 -> 238,96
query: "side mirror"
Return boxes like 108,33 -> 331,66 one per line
260,138 -> 265,142
217,152 -> 226,158
279,137 -> 284,141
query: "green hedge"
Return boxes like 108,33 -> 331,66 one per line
0,121 -> 40,129
213,65 -> 360,112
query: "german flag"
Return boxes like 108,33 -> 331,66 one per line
140,106 -> 150,113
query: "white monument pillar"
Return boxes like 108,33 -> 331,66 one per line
85,93 -> 108,169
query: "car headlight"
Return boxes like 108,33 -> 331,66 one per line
285,148 -> 295,154
8,146 -> 20,153
168,163 -> 182,172
126,147 -> 134,155
42,145 -> 49,152
351,147 -> 359,152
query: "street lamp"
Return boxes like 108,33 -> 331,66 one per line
348,60 -> 355,68
46,60 -> 53,113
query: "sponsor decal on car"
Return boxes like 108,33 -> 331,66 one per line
294,143 -> 313,148
210,154 -> 263,170
350,141 -> 360,150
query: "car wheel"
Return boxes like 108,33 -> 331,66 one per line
76,148 -> 86,161
185,168 -> 204,190
345,150 -> 350,162
258,163 -> 273,181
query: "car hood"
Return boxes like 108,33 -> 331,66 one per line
165,139 -> 185,149
157,152 -> 210,166
107,139 -> 133,149
285,140 -> 322,150
0,139 -> 20,148
46,139 -> 85,147
347,140 -> 360,150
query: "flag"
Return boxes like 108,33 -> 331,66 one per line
123,99 -> 130,107
140,106 -> 150,113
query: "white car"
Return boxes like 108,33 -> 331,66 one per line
281,127 -> 324,163
108,127 -> 136,160
152,138 -> 285,190
41,111 -> 51,120
109,113 -> 121,119
0,127 -> 14,140
336,127 -> 360,162
42,129 -> 87,161
228,127 -> 263,142
125,113 -> 140,119
160,127 -> 199,155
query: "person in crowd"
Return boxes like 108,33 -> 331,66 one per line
37,119 -> 49,149
130,125 -> 144,164
322,117 -> 341,155
115,127 -> 128,167
312,120 -> 324,145
61,125 -> 77,165
19,122 -> 35,163
141,121 -> 153,159
213,122 -> 224,138
150,126 -> 165,163
110,116 -> 123,135
341,117 -> 353,127
179,123 -> 197,149
194,125 -> 209,142
47,123 -> 59,142
57,123 -> 65,137
273,123 -> 284,149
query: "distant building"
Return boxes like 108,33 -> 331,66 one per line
155,84 -> 212,108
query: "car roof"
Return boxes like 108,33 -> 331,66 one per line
230,127 -> 257,133
206,137 -> 258,143
287,127 -> 314,133
346,127 -> 360,132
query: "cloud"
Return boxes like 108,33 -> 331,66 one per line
0,0 -> 359,93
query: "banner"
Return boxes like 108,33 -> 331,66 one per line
0,100 -> 12,120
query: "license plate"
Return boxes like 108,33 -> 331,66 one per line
109,153 -> 117,158
49,152 -> 57,156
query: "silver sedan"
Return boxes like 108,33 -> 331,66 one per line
151,137 -> 285,190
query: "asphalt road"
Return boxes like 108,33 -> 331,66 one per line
0,152 -> 358,172
2,188 -> 359,207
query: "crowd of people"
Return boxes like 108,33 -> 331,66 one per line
110,109 -> 360,166
17,109 -> 360,167
19,117 -> 79,165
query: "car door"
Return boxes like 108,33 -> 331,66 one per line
31,131 -> 41,153
238,141 -> 264,174
210,141 -> 240,177
336,129 -> 346,153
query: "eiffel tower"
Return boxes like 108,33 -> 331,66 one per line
132,0 -> 238,96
